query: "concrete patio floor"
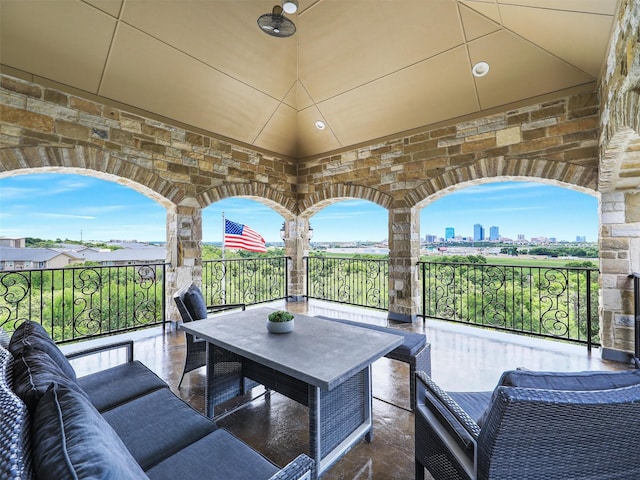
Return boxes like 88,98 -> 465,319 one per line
64,299 -> 630,480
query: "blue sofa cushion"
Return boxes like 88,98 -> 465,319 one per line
9,321 -> 76,381
146,429 -> 280,480
477,369 -> 640,427
498,368 -> 640,391
183,284 -> 208,321
78,360 -> 168,412
449,391 -> 493,424
102,387 -> 217,470
11,347 -> 84,412
0,346 -> 35,480
316,316 -> 426,356
32,383 -> 147,480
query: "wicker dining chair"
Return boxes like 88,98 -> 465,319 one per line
173,284 -> 246,389
415,368 -> 640,480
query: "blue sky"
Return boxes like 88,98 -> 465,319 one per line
0,173 -> 598,243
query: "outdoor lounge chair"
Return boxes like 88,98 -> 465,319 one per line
415,368 -> 640,480
173,284 -> 247,389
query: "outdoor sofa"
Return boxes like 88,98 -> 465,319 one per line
0,320 -> 314,480
414,368 -> 640,480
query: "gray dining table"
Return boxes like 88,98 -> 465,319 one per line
180,306 -> 403,478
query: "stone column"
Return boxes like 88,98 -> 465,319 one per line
599,191 -> 640,362
283,217 -> 311,301
388,207 -> 420,322
166,200 -> 203,324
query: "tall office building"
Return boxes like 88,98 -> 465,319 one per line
489,226 -> 499,241
445,227 -> 455,241
576,235 -> 586,242
424,234 -> 437,243
473,224 -> 485,241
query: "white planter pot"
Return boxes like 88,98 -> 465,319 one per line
266,319 -> 294,334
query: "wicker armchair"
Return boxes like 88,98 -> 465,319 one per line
173,284 -> 246,389
415,369 -> 640,480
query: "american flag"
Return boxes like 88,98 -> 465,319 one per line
224,219 -> 267,253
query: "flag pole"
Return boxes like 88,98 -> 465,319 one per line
221,211 -> 225,260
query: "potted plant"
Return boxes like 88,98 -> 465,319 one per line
266,310 -> 295,334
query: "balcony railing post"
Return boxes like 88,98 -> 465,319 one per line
630,273 -> 640,367
586,268 -> 592,353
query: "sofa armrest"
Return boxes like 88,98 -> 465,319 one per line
416,371 -> 479,479
267,454 -> 315,480
65,340 -> 134,363
417,371 -> 481,438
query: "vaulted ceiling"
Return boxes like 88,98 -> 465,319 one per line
0,0 -> 620,160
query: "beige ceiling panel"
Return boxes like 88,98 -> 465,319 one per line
469,30 -> 594,110
299,0 -> 465,102
0,0 -> 116,93
253,103 -> 298,158
296,106 -> 342,159
460,1 -> 502,24
459,4 -> 501,41
500,5 -> 612,77
84,0 -> 122,17
497,0 -> 618,15
120,1 -> 296,100
101,24 -> 279,145
282,83 -> 297,110
297,82 -> 314,111
317,47 -> 478,149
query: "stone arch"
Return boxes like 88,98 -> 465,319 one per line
299,184 -> 393,218
0,145 -> 179,207
199,182 -> 297,219
406,157 -> 598,208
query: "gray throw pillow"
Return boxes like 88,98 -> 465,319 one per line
32,383 -> 148,480
183,284 -> 208,320
9,321 -> 77,381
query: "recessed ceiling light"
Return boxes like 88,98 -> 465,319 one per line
282,0 -> 298,14
315,120 -> 326,130
472,61 -> 490,77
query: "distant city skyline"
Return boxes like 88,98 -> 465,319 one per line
0,174 -> 599,243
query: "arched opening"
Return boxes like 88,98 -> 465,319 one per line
306,199 -> 388,246
420,180 -> 598,246
418,179 -> 600,349
0,171 -> 171,338
0,171 -> 168,244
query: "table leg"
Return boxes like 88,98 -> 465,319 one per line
309,368 -> 373,478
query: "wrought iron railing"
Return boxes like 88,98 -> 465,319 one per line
420,262 -> 599,350
306,256 -> 388,310
0,263 -> 166,343
202,257 -> 288,306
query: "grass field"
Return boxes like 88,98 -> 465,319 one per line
311,251 -> 597,268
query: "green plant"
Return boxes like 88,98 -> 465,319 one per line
268,310 -> 294,322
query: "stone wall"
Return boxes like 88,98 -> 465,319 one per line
0,75 -> 298,212
298,89 -> 600,213
598,0 -> 640,362
0,72 -> 603,325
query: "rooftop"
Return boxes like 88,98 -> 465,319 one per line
0,0 -> 619,159
62,299 -> 629,479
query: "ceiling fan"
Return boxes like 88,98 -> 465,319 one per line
257,1 -> 297,38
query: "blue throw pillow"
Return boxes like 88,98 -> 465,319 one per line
32,383 -> 148,480
9,321 -> 77,381
183,284 -> 208,321
12,347 -> 85,412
